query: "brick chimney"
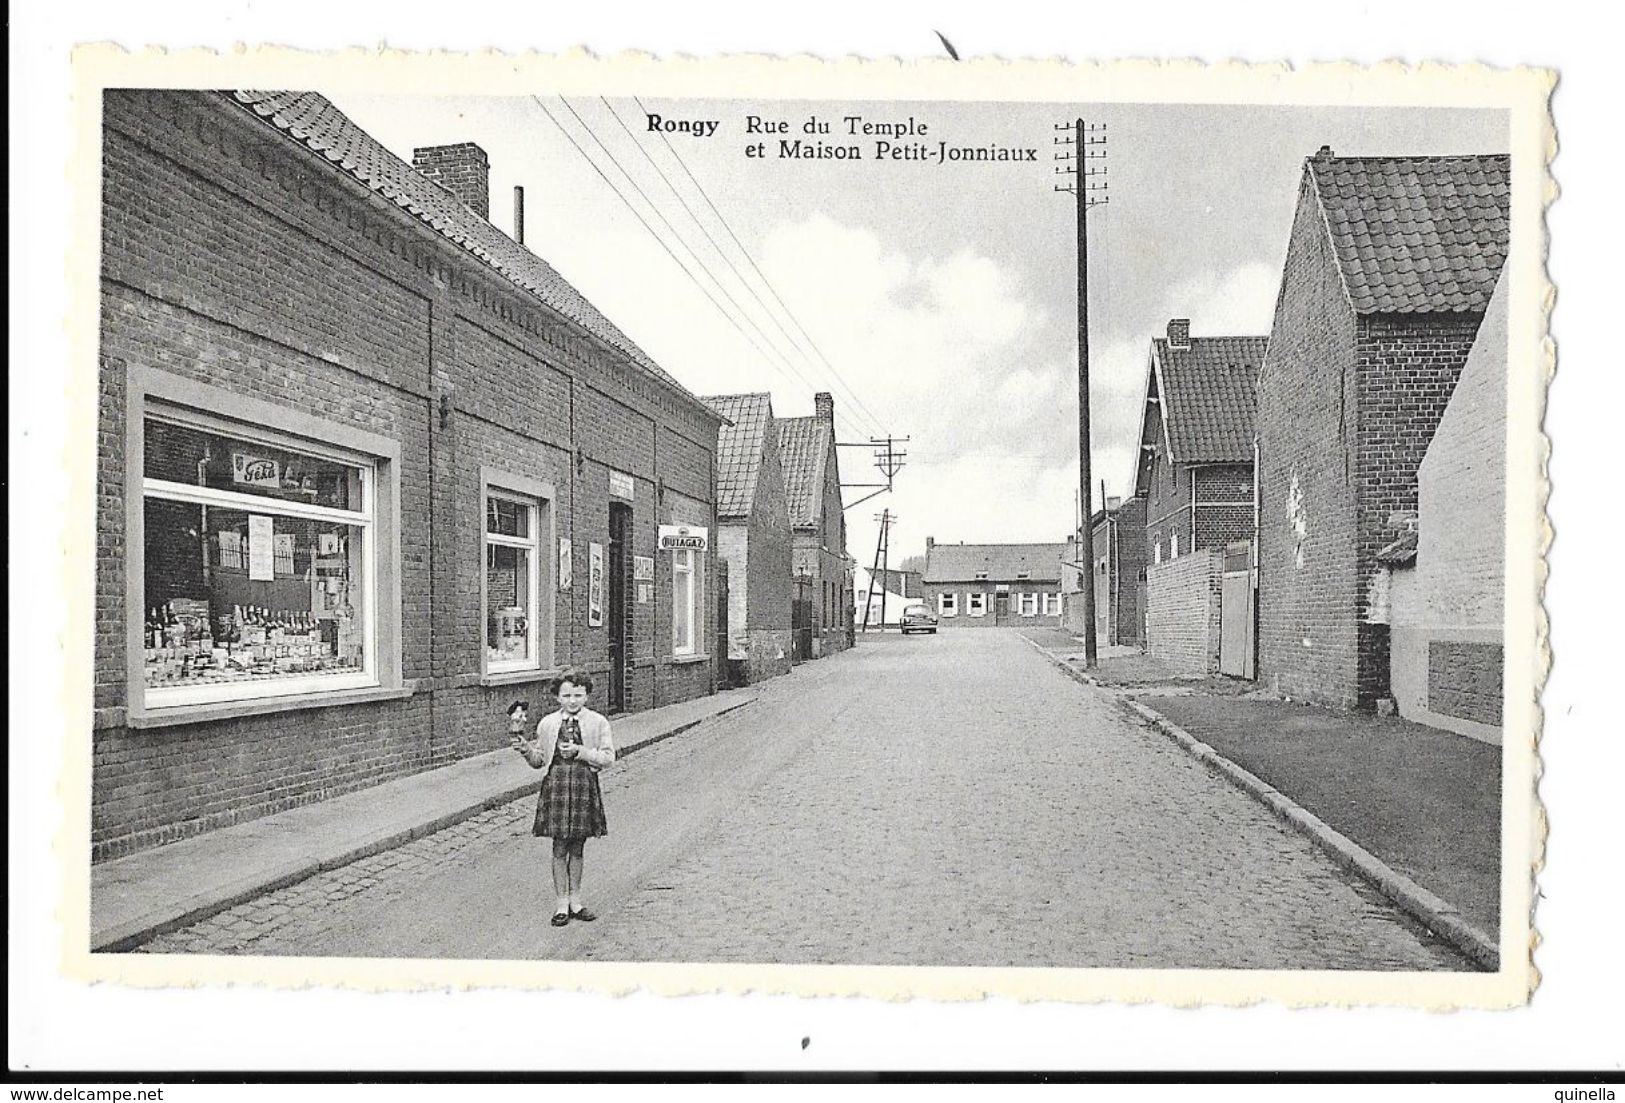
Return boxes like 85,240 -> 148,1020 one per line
1167,318 -> 1192,351
1313,144 -> 1335,160
925,536 -> 934,554
412,142 -> 491,221
814,392 -> 835,424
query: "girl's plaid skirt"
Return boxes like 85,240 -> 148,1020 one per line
533,760 -> 608,839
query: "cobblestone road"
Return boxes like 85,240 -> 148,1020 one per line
139,631 -> 1469,969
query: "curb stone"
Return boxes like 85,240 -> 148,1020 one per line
95,696 -> 758,952
1021,636 -> 1499,972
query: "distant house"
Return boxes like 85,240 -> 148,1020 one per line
921,539 -> 1066,627
1381,274 -> 1507,743
1134,319 -> 1268,674
853,566 -> 916,628
1256,147 -> 1509,709
775,393 -> 854,661
703,392 -> 793,686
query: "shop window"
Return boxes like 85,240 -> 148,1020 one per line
672,547 -> 703,655
138,411 -> 378,709
1018,592 -> 1038,617
484,485 -> 552,674
967,592 -> 987,617
939,592 -> 958,617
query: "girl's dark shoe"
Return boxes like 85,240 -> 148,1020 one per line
569,907 -> 598,922
550,911 -> 570,927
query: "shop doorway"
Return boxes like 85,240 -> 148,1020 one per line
607,504 -> 631,712
994,591 -> 1010,624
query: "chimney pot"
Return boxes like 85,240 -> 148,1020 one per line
1313,144 -> 1335,159
813,392 -> 835,424
412,142 -> 491,221
1167,318 -> 1192,351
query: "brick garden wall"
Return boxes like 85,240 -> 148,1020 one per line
1146,549 -> 1223,674
94,91 -> 718,859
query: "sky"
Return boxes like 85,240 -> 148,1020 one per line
330,93 -> 1507,567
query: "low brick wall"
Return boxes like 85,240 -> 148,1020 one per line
1147,549 -> 1223,675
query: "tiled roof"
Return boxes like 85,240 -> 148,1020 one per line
1153,335 -> 1268,464
923,543 -> 1066,584
228,91 -> 712,415
1307,152 -> 1510,314
702,393 -> 773,518
775,415 -> 831,528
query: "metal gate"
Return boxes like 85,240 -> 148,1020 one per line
791,576 -> 814,664
1219,541 -> 1255,679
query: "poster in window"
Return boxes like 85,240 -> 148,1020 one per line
588,541 -> 604,627
558,538 -> 572,591
232,452 -> 280,488
247,514 -> 275,581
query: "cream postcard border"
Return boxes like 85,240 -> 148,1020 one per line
62,45 -> 1555,1008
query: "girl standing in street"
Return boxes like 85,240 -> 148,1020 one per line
509,671 -> 614,926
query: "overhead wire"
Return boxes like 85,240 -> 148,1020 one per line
631,94 -> 893,438
537,96 -> 836,413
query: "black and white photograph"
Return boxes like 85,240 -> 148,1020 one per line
21,9 -> 1625,1075
71,54 -> 1545,1002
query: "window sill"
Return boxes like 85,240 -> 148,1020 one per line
128,685 -> 415,729
479,667 -> 562,688
669,653 -> 710,666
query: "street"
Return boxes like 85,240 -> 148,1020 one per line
138,630 -> 1470,969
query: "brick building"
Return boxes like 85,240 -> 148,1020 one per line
95,90 -> 723,860
1255,148 -> 1509,709
775,393 -> 853,660
1089,496 -> 1148,649
703,392 -> 793,685
1383,274 -> 1507,743
922,541 -> 1066,627
1134,319 -> 1268,672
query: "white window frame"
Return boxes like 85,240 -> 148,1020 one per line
1154,542 -> 1163,565
672,547 -> 703,656
126,367 -> 402,720
1171,532 -> 1180,559
967,592 -> 987,617
1018,592 -> 1038,617
938,592 -> 958,617
1043,593 -> 1061,616
481,471 -> 556,677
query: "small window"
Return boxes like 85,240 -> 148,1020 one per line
1171,532 -> 1180,559
967,592 -> 987,617
1018,593 -> 1038,617
1154,542 -> 1163,565
672,547 -> 703,655
939,592 -> 958,617
1016,571 -> 1030,580
974,571 -> 989,580
484,489 -> 544,672
1044,593 -> 1061,616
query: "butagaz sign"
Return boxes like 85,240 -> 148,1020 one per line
657,524 -> 709,552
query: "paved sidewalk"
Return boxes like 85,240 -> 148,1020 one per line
1020,629 -> 1501,968
91,688 -> 757,952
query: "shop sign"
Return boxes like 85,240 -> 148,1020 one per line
232,452 -> 281,488
609,470 -> 635,501
588,542 -> 605,626
633,555 -> 655,581
657,524 -> 709,552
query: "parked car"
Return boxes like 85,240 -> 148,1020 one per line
900,603 -> 938,634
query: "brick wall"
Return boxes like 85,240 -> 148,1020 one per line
94,90 -> 718,858
1146,549 -> 1223,674
1352,311 -> 1484,705
1256,175 -> 1363,708
1427,641 -> 1503,725
1193,465 -> 1255,551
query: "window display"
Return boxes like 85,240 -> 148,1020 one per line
485,491 -> 540,671
141,414 -> 375,706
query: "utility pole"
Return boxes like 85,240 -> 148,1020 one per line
860,508 -> 895,633
837,434 -> 910,513
1054,116 -> 1108,666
